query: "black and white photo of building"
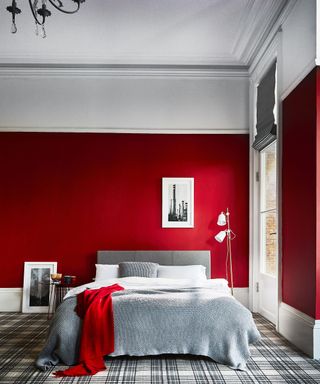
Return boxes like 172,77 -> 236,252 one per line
162,178 -> 194,228
168,183 -> 188,222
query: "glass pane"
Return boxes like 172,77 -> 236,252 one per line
261,210 -> 277,276
261,141 -> 277,211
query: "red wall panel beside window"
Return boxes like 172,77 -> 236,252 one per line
282,68 -> 317,318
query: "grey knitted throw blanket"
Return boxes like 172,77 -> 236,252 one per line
36,287 -> 260,371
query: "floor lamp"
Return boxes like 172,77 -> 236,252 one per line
214,208 -> 236,295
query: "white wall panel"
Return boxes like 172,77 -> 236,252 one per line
281,0 -> 316,98
0,289 -> 22,312
0,74 -> 249,132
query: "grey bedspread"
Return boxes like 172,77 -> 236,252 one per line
36,288 -> 260,371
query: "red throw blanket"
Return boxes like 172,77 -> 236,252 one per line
54,284 -> 124,377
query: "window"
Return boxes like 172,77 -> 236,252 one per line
260,141 -> 277,276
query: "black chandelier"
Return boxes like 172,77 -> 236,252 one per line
6,0 -> 85,38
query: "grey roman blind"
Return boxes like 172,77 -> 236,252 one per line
252,61 -> 277,151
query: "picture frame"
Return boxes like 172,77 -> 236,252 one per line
22,261 -> 57,313
162,177 -> 194,228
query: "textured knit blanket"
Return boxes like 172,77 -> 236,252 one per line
36,287 -> 260,371
53,284 -> 124,377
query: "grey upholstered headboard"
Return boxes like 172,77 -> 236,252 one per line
97,250 -> 211,279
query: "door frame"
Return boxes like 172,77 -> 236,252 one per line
249,32 -> 282,331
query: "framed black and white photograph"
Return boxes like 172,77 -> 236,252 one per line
22,261 -> 57,313
162,178 -> 194,228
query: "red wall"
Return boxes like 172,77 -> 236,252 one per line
0,133 -> 249,288
282,68 -> 317,318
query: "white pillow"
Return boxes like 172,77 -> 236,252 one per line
157,265 -> 206,280
95,264 -> 119,280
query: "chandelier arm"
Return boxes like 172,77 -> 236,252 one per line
28,0 -> 44,25
47,0 -> 80,14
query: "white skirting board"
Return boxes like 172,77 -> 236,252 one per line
279,302 -> 320,359
0,287 -> 250,312
233,287 -> 249,308
0,288 -> 22,312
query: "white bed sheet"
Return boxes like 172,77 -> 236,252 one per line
64,277 -> 230,300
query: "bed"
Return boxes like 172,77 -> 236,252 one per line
36,250 -> 260,371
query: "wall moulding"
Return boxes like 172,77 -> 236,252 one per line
0,64 -> 249,79
0,127 -> 250,134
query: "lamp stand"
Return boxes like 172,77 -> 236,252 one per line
225,208 -> 234,296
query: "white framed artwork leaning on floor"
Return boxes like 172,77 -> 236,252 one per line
22,261 -> 57,313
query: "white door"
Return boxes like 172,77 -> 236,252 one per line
258,141 -> 278,325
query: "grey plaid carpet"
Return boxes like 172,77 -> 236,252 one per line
0,313 -> 320,383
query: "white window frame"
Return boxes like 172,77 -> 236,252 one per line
249,31 -> 281,331
259,141 -> 278,278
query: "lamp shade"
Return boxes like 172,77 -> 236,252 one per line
215,230 -> 226,243
217,212 -> 226,226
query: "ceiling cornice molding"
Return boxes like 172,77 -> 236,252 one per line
249,0 -> 298,75
0,1 -> 297,70
231,0 -> 256,61
0,53 -> 240,67
233,0 -> 291,66
0,64 -> 249,79
240,1 -> 283,64
0,126 -> 249,134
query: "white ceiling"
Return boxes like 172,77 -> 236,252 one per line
0,0 -> 289,67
